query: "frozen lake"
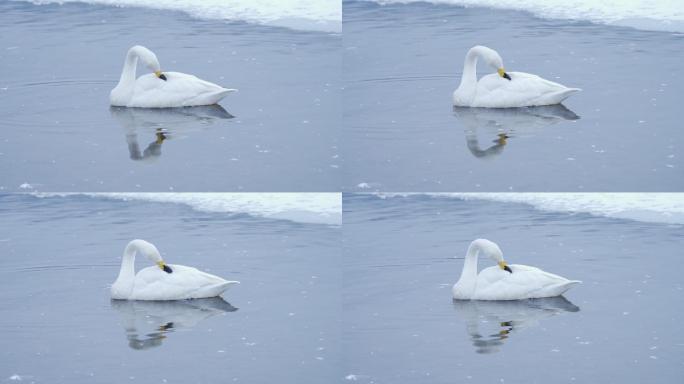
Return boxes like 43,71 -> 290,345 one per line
342,0 -> 684,191
342,193 -> 684,383
0,1 -> 341,192
0,193 -> 341,383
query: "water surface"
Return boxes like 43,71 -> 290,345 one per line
342,193 -> 684,383
342,1 -> 683,191
0,1 -> 340,191
0,193 -> 341,383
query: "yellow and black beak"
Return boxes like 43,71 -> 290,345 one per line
498,261 -> 513,273
157,261 -> 173,274
154,70 -> 167,81
498,68 -> 511,81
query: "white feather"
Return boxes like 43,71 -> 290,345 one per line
453,46 -> 580,108
452,239 -> 580,300
111,239 -> 239,301
110,46 -> 236,108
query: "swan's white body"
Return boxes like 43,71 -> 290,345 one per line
453,46 -> 580,108
452,239 -> 580,300
110,46 -> 236,108
111,239 -> 239,300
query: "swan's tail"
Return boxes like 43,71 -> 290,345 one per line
189,280 -> 239,299
535,88 -> 580,106
209,88 -> 236,104
186,88 -> 237,106
554,280 -> 581,296
556,88 -> 581,102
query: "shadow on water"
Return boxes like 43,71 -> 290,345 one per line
111,297 -> 238,350
452,296 -> 580,354
454,104 -> 579,160
109,105 -> 234,163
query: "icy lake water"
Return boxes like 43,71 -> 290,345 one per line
0,193 -> 341,383
0,1 -> 340,192
342,193 -> 684,383
342,0 -> 684,191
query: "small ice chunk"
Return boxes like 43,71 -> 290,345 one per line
9,375 -> 22,381
357,182 -> 370,189
345,375 -> 357,381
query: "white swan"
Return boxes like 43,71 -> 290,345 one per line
110,45 -> 236,108
111,239 -> 239,300
452,239 -> 580,300
453,46 -> 580,108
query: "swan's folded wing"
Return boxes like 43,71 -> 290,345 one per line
132,265 -> 231,300
474,72 -> 576,108
474,264 -> 575,300
130,72 -> 231,107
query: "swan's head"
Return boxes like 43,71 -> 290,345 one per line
472,238 -> 512,273
127,239 -> 173,273
129,45 -> 167,81
472,45 -> 511,81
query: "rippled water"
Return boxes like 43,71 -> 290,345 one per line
0,194 -> 341,383
342,194 -> 684,383
342,0 -> 684,191
0,1 -> 340,192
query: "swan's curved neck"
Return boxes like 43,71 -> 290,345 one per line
460,241 -> 481,281
116,50 -> 140,90
454,241 -> 482,296
116,242 -> 139,282
458,48 -> 481,90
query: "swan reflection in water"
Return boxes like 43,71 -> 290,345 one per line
454,104 -> 580,159
110,105 -> 234,162
452,296 -> 580,354
111,297 -> 238,350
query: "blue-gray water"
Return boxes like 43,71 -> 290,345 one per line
0,194 -> 341,383
342,194 -> 683,383
0,1 -> 340,192
342,1 -> 684,191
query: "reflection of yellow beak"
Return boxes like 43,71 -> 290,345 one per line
497,133 -> 508,145
155,130 -> 167,144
